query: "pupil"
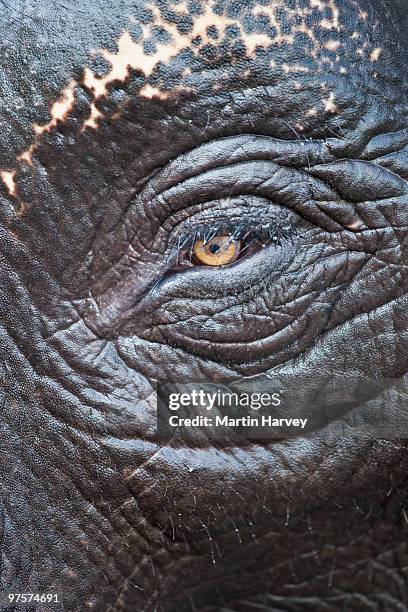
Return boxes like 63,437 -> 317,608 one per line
209,243 -> 221,254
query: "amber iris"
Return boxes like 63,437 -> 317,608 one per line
192,236 -> 241,266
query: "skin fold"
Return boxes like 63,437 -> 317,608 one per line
0,0 -> 408,610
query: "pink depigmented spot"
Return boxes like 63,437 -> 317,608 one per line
346,219 -> 365,230
283,63 -> 309,74
172,1 -> 189,14
139,84 -> 169,100
33,80 -> 76,136
306,107 -> 317,116
325,40 -> 340,51
370,47 -> 382,62
81,104 -> 103,131
241,32 -> 273,52
323,92 -> 337,113
1,170 -> 17,196
18,145 -> 35,165
17,201 -> 30,216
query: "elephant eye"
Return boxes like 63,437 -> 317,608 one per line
192,236 -> 241,266
172,221 -> 294,270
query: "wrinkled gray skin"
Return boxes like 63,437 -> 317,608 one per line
1,0 -> 408,610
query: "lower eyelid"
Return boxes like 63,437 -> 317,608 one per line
149,240 -> 297,305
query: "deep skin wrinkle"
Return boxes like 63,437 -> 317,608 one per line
1,1 -> 408,610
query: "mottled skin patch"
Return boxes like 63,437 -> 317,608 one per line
1,1 -> 408,611
0,169 -> 16,196
0,0 -> 391,173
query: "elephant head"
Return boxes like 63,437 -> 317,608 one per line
1,0 -> 408,609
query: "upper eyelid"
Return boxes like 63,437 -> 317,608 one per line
172,219 -> 293,251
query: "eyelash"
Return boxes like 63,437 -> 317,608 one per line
170,219 -> 295,264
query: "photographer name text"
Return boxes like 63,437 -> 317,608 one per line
167,414 -> 308,429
